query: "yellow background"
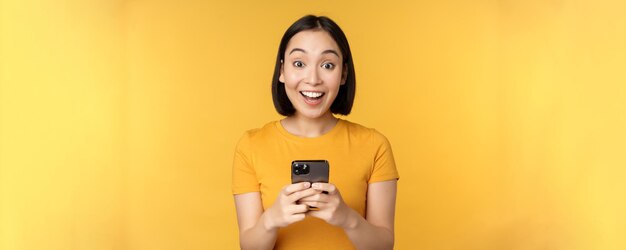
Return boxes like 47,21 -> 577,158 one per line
1,0 -> 625,249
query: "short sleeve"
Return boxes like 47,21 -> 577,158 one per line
369,131 -> 400,183
232,132 -> 260,194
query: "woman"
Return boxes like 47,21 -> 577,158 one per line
232,15 -> 399,250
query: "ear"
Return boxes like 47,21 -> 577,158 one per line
341,64 -> 348,85
279,60 -> 285,83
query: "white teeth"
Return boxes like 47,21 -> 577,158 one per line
301,91 -> 323,98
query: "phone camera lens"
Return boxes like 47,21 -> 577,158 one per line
293,163 -> 310,175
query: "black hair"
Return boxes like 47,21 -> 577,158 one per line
271,15 -> 356,116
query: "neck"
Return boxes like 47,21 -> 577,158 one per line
281,112 -> 339,138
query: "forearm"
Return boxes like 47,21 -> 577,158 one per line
343,209 -> 394,250
239,212 -> 279,250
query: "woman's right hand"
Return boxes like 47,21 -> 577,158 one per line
263,182 -> 319,230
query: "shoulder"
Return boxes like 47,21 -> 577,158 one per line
341,119 -> 391,145
235,121 -> 279,149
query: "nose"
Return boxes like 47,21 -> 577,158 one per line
305,66 -> 322,86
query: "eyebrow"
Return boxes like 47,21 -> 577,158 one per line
288,48 -> 340,58
289,48 -> 306,55
322,49 -> 340,58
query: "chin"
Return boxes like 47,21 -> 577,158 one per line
295,108 -> 330,119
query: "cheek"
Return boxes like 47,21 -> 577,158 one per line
284,70 -> 304,84
322,72 -> 343,88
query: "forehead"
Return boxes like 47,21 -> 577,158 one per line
285,29 -> 341,56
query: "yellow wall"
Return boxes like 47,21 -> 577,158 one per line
1,0 -> 625,249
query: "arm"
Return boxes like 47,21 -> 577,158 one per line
303,180 -> 397,250
233,182 -> 317,250
346,180 -> 397,249
234,192 -> 277,250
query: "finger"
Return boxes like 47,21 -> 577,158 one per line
306,209 -> 323,218
282,182 -> 311,196
300,201 -> 326,208
298,191 -> 321,202
290,213 -> 306,223
287,188 -> 319,203
311,183 -> 337,195
296,193 -> 323,203
288,204 -> 309,214
306,205 -> 321,211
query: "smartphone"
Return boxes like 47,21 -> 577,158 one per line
291,160 -> 329,184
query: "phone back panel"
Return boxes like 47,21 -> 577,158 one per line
291,160 -> 329,184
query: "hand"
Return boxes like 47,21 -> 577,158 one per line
263,182 -> 318,230
299,183 -> 353,228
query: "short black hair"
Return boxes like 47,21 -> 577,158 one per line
271,15 -> 356,116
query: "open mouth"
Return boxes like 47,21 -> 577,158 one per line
300,91 -> 325,101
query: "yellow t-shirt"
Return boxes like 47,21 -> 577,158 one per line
232,119 -> 399,249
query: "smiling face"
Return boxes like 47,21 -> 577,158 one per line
279,29 -> 348,119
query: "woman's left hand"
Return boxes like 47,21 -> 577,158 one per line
298,182 -> 353,228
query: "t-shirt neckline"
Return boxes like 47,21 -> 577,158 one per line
274,118 -> 346,144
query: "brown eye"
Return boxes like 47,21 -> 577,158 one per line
293,61 -> 304,68
322,63 -> 335,70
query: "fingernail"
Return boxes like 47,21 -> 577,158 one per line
303,182 -> 311,188
312,183 -> 319,188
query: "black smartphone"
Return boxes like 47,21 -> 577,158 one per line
291,160 -> 329,184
